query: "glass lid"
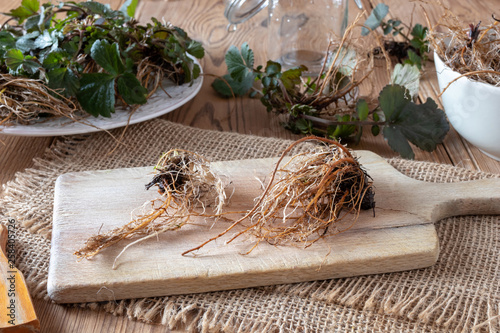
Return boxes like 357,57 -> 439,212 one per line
224,0 -> 268,25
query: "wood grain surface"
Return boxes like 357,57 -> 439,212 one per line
1,0 -> 500,332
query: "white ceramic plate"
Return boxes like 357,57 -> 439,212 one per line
0,68 -> 203,137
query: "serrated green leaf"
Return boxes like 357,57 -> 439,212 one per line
406,49 -> 422,69
5,49 -> 25,71
379,84 -> 410,121
356,99 -> 369,121
411,24 -> 427,40
383,126 -> 415,159
119,0 -> 138,18
225,43 -> 254,82
394,98 -> 449,152
116,72 -> 148,105
5,48 -> 40,74
186,40 -> 204,59
362,3 -> 389,36
47,67 -> 80,97
391,63 -> 420,98
77,73 -> 116,117
212,73 -> 254,97
9,0 -> 39,24
90,39 -> 125,76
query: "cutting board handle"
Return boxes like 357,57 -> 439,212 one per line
421,178 -> 500,222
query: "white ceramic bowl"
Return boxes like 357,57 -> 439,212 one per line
434,52 -> 500,161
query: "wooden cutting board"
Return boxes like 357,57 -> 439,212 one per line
48,150 -> 500,303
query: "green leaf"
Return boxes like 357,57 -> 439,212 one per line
371,125 -> 380,136
5,49 -> 40,74
379,84 -> 410,121
80,2 -> 112,17
90,39 -> 125,76
77,73 -> 116,117
405,50 -> 422,69
116,72 -> 148,105
0,31 -> 16,50
42,51 -> 69,70
192,63 -> 201,80
9,0 -> 39,24
281,66 -> 307,90
362,3 -> 389,36
411,24 -> 427,40
356,99 -> 369,121
380,84 -> 449,158
186,40 -> 204,59
295,118 -> 313,134
5,49 -> 25,71
393,98 -> 449,153
225,43 -> 254,82
212,73 -> 254,97
265,61 -> 281,76
47,67 -> 80,97
119,0 -> 138,18
383,126 -> 415,159
15,31 -> 39,53
34,30 -> 62,50
334,114 -> 357,138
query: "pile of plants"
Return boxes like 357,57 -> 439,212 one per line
0,0 -> 204,125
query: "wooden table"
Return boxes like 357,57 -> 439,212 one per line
1,0 -> 498,331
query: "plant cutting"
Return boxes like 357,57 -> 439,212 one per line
212,11 -> 448,159
428,13 -> 500,160
0,0 -> 204,125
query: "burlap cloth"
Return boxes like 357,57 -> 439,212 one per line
1,119 -> 499,332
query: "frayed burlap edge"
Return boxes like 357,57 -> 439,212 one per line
1,119 -> 499,333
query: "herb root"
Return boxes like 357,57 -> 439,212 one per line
74,149 -> 226,265
183,136 -> 375,256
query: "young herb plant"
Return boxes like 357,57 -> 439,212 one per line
0,0 -> 204,123
362,3 -> 430,69
212,43 -> 449,159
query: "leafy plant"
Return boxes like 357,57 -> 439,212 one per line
362,3 -> 429,69
213,44 -> 449,159
0,0 -> 204,119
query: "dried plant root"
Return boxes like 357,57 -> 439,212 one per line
183,136 -> 375,256
0,74 -> 78,125
427,11 -> 500,85
74,149 -> 226,264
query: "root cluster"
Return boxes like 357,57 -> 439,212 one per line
428,13 -> 500,85
0,74 -> 78,125
184,137 -> 375,255
74,149 -> 226,263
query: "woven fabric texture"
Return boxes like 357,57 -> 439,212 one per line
1,119 -> 499,333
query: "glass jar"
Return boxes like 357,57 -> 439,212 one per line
224,0 -> 351,73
